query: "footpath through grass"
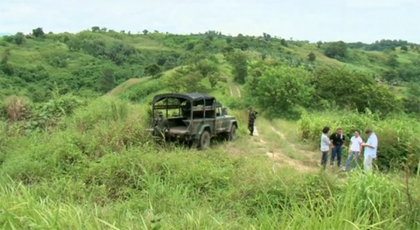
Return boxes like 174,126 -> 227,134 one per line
108,77 -> 152,96
227,80 -> 241,98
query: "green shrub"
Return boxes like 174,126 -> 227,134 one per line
245,65 -> 314,118
224,97 -> 247,110
26,94 -> 86,132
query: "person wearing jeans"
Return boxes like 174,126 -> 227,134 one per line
330,128 -> 346,167
362,129 -> 378,172
320,126 -> 331,168
345,130 -> 363,171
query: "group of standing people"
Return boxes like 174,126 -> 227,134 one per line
320,127 -> 378,172
246,106 -> 379,172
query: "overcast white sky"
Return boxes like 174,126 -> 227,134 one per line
0,0 -> 419,43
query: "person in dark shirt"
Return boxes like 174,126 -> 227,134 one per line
248,106 -> 258,136
329,127 -> 346,167
154,111 -> 170,137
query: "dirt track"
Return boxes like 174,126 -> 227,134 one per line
228,82 -> 318,173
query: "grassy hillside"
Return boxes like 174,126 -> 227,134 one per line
0,94 -> 419,229
0,28 -> 420,229
1,29 -> 420,102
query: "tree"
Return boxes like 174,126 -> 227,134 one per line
222,46 -> 234,56
316,41 -> 323,48
324,41 -> 347,59
186,43 -> 195,51
363,85 -> 403,114
32,27 -> 45,38
165,67 -> 185,92
106,41 -> 136,65
192,58 -> 222,88
203,39 -> 212,48
245,65 -> 314,118
91,26 -> 100,32
194,59 -> 217,78
66,37 -> 82,51
407,82 -> 420,97
382,69 -> 399,82
144,64 -> 161,78
224,50 -> 248,84
400,45 -> 408,52
280,39 -> 288,46
142,29 -> 148,35
235,33 -> 245,43
307,52 -> 316,62
0,49 -> 13,76
226,37 -> 233,45
14,32 -> 25,45
182,71 -> 208,92
165,67 -> 209,93
206,33 -> 215,41
312,67 -> 401,114
208,73 -> 226,89
402,83 -> 420,114
1,49 -> 11,63
98,69 -> 116,93
239,42 -> 249,51
263,32 -> 271,41
402,96 -> 420,114
386,54 -> 399,68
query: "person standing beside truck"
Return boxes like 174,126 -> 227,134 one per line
248,106 -> 258,136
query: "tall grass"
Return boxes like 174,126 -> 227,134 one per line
0,97 -> 419,229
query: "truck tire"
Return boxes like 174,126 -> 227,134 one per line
199,130 -> 211,150
228,125 -> 237,141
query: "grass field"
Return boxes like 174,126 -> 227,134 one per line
0,94 -> 419,229
1,30 -> 420,230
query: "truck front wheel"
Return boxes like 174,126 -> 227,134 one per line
228,125 -> 237,141
199,130 -> 211,150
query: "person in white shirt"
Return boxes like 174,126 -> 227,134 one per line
345,130 -> 363,171
320,126 -> 331,168
362,129 -> 378,172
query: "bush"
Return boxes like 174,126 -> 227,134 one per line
324,41 -> 348,59
26,94 -> 86,132
312,67 -> 402,115
5,95 -> 32,122
297,110 -> 420,171
224,97 -> 247,111
245,65 -> 314,118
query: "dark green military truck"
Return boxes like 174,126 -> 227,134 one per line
147,93 -> 238,149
